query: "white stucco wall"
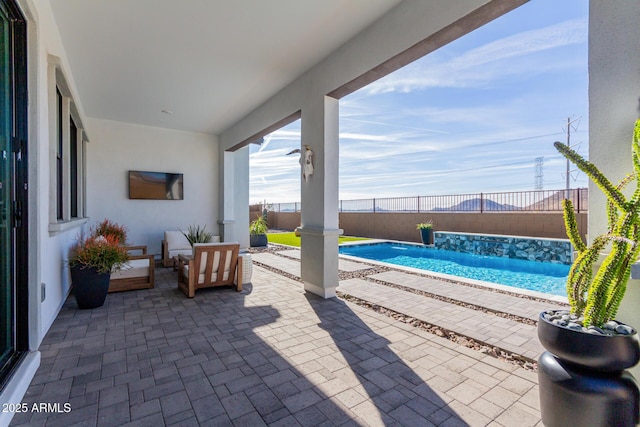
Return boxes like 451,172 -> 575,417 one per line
85,118 -> 219,257
589,1 -> 640,378
1,0 -> 91,423
27,0 -> 91,344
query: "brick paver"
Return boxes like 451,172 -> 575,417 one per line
369,270 -> 567,321
339,279 -> 543,361
10,250 -> 543,426
278,249 -> 374,272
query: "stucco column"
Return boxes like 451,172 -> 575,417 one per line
299,96 -> 341,298
218,147 -> 250,249
589,1 -> 640,379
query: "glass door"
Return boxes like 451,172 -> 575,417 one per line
0,0 -> 14,372
0,0 -> 28,385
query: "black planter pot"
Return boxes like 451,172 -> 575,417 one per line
70,264 -> 111,309
250,234 -> 268,247
419,228 -> 433,245
538,312 -> 640,371
537,311 -> 640,427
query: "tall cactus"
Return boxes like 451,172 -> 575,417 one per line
556,119 -> 640,327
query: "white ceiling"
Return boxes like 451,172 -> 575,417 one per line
50,0 -> 402,135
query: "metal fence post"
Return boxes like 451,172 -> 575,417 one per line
480,193 -> 484,213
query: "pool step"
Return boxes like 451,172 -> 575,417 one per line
338,278 -> 545,361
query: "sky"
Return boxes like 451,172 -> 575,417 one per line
249,0 -> 589,204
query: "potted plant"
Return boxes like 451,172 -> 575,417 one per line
92,218 -> 128,244
180,224 -> 214,245
537,119 -> 640,427
416,220 -> 434,245
69,220 -> 130,309
250,215 -> 268,247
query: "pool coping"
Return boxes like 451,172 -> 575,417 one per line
337,239 -> 570,305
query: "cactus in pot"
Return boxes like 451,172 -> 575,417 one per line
557,118 -> 640,328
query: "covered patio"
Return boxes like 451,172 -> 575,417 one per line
11,255 -> 541,426
2,0 -> 640,425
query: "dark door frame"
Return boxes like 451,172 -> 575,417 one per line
0,0 -> 29,389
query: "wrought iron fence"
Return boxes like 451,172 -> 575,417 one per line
266,188 -> 588,213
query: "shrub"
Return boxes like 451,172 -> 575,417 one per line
180,224 -> 213,245
92,218 -> 128,244
416,220 -> 434,230
69,234 -> 130,274
250,215 -> 268,235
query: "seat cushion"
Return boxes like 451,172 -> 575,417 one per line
168,248 -> 192,259
165,231 -> 191,251
111,259 -> 149,280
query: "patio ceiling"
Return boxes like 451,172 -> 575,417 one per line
49,0 -> 402,135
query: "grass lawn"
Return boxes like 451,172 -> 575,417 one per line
266,232 -> 369,247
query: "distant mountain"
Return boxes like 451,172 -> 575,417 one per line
525,189 -> 588,211
433,198 -> 518,211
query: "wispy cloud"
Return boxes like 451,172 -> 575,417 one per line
366,17 -> 587,94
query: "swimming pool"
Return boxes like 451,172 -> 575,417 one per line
339,242 -> 570,296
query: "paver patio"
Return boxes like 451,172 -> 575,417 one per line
10,248 -> 545,426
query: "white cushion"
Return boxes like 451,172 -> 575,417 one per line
165,231 -> 191,250
111,259 -> 149,280
168,248 -> 192,259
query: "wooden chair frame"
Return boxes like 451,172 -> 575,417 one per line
161,239 -> 190,268
177,243 -> 243,297
161,239 -> 172,268
108,246 -> 155,293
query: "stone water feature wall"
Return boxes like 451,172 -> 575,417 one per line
435,231 -> 573,265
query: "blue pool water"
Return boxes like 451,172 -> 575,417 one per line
339,243 -> 569,296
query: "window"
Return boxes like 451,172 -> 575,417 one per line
70,118 -> 78,218
56,89 -> 63,220
48,55 -> 89,232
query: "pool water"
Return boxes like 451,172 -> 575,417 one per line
339,243 -> 569,296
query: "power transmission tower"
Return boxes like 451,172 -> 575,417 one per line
563,116 -> 581,198
535,157 -> 544,190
